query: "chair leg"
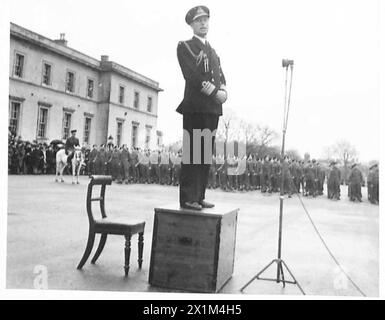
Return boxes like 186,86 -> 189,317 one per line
91,233 -> 108,264
77,231 -> 96,269
124,235 -> 131,277
138,232 -> 144,269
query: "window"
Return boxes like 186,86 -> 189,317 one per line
147,96 -> 153,113
37,107 -> 48,139
116,121 -> 123,147
157,134 -> 162,148
65,71 -> 75,92
119,86 -> 125,104
134,91 -> 140,109
62,112 -> 72,139
145,126 -> 151,148
131,123 -> 138,148
42,63 -> 52,85
84,117 -> 91,144
14,53 -> 24,78
87,79 -> 94,98
9,101 -> 21,135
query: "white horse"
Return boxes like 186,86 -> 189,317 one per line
55,147 -> 84,184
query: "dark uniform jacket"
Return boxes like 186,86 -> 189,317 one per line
89,148 -> 98,162
176,36 -> 226,115
328,166 -> 341,184
65,136 -> 80,153
349,167 -> 364,185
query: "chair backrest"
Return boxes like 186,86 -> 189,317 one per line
86,175 -> 112,225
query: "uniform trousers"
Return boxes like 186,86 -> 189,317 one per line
179,113 -> 219,205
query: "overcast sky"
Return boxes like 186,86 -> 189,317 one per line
6,0 -> 382,162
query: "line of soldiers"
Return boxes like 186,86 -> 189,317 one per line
8,132 -> 379,205
207,155 -> 326,198
85,144 -> 183,186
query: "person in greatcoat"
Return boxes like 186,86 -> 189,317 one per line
327,161 -> 341,200
348,163 -> 364,202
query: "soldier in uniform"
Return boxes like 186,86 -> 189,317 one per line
281,156 -> 293,197
120,144 -> 130,184
217,155 -> 227,191
160,149 -> 170,185
237,156 -> 247,191
299,161 -> 305,195
255,157 -> 262,190
327,161 -> 341,200
177,6 -> 227,210
65,129 -> 80,167
348,163 -> 364,202
271,157 -> 280,193
318,163 -> 326,195
245,155 -> 253,191
261,156 -> 271,193
129,147 -> 139,183
367,163 -> 379,204
24,142 -> 32,174
208,154 -> 216,189
94,144 -> 107,175
16,142 -> 26,174
110,146 -> 123,183
88,144 -> 98,177
172,151 -> 182,186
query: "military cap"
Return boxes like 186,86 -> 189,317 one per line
185,5 -> 210,25
71,129 -> 77,133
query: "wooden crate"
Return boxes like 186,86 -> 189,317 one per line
149,204 -> 238,293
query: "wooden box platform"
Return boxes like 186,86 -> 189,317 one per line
148,204 -> 238,293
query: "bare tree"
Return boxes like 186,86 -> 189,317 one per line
332,140 -> 358,168
322,146 -> 334,161
286,149 -> 301,160
238,120 -> 255,145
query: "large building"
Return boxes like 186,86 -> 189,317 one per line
9,23 -> 163,149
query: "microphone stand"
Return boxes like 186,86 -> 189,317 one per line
240,60 -> 305,295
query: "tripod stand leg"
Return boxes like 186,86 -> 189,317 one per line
281,260 -> 305,295
279,260 -> 286,288
240,274 -> 258,293
240,259 -> 276,292
256,259 -> 277,279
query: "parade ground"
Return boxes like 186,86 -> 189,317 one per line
6,175 -> 378,297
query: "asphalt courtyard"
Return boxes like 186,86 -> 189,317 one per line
7,174 -> 379,297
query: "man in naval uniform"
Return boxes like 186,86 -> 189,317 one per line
177,5 -> 227,210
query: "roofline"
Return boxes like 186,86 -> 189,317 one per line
10,22 -> 163,92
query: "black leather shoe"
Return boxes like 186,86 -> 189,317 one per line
181,202 -> 202,211
200,200 -> 215,208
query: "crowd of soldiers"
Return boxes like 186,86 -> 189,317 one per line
208,155 -> 326,197
85,144 -> 183,186
8,132 -> 379,205
8,134 -> 57,175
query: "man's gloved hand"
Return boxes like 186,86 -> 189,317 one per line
214,89 -> 227,104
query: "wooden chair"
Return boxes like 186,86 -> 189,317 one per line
77,175 -> 145,276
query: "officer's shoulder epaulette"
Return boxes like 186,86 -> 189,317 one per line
178,40 -> 200,60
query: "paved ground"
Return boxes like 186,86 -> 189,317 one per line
7,175 -> 379,297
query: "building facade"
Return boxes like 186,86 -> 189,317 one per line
9,23 -> 163,149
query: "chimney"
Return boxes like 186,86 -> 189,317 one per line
54,33 -> 68,46
101,55 -> 109,62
